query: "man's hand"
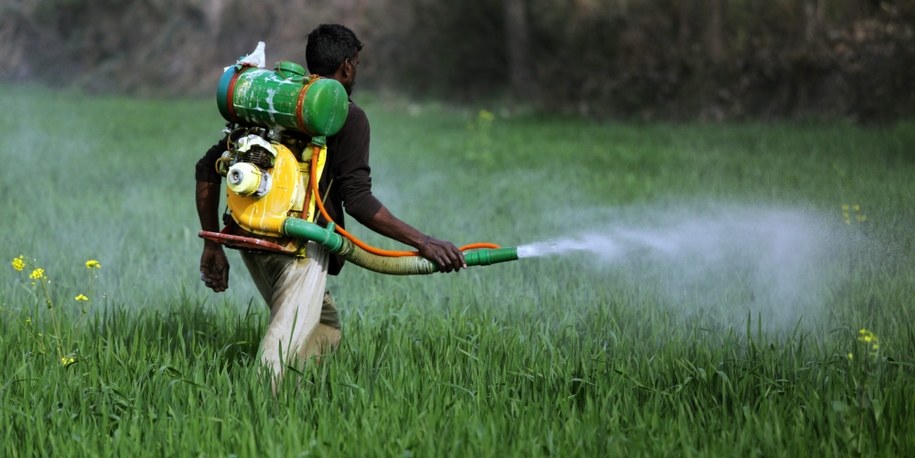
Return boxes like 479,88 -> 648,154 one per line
200,244 -> 230,292
418,236 -> 466,273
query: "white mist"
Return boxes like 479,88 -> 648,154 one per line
518,205 -> 848,331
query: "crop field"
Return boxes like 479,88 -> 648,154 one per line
1,86 -> 913,456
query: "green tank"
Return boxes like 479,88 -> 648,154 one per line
217,60 -> 349,140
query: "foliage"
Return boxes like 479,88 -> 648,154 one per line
1,87 -> 914,455
1,0 -> 913,120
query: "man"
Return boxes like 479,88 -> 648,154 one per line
195,24 -> 466,380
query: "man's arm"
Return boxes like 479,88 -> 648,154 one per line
331,104 -> 466,272
195,143 -> 230,292
196,180 -> 230,291
358,206 -> 467,272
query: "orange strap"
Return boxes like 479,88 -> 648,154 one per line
309,145 -> 500,257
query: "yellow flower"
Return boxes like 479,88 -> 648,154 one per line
11,255 -> 25,272
841,204 -> 852,224
75,294 -> 89,302
60,356 -> 76,367
857,328 -> 880,351
85,259 -> 101,269
29,268 -> 45,280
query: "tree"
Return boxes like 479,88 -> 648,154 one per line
504,0 -> 535,98
703,0 -> 725,62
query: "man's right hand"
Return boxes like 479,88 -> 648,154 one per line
417,236 -> 466,273
200,243 -> 230,292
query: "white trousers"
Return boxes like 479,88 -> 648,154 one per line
241,242 -> 340,380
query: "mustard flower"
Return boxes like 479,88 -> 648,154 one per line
75,294 -> 89,302
842,203 -> 867,225
85,259 -> 101,269
60,356 -> 76,367
11,255 -> 25,272
858,328 -> 877,343
29,268 -> 45,280
858,328 -> 880,352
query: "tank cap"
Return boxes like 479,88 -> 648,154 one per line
274,61 -> 306,79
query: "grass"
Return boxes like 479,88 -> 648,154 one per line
1,85 -> 914,456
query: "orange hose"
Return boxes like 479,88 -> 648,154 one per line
309,145 -> 500,257
458,242 -> 501,251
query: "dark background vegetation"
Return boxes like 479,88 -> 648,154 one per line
2,0 -> 913,121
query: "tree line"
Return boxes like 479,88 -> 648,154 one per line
2,0 -> 912,121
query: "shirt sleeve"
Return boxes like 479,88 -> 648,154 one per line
195,139 -> 225,183
332,104 -> 383,222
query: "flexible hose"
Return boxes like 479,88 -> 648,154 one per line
309,145 -> 501,257
282,218 -> 519,275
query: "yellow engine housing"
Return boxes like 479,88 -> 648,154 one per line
226,142 -> 326,237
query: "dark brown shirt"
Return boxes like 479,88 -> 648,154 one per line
195,101 -> 382,275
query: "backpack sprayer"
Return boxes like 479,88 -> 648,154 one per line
199,54 -> 518,275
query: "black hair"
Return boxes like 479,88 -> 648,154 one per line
306,24 -> 364,76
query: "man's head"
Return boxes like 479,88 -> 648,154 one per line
306,24 -> 363,95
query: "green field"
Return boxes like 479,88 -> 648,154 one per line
1,86 -> 913,456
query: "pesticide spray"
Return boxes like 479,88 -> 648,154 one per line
516,204 -> 848,331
